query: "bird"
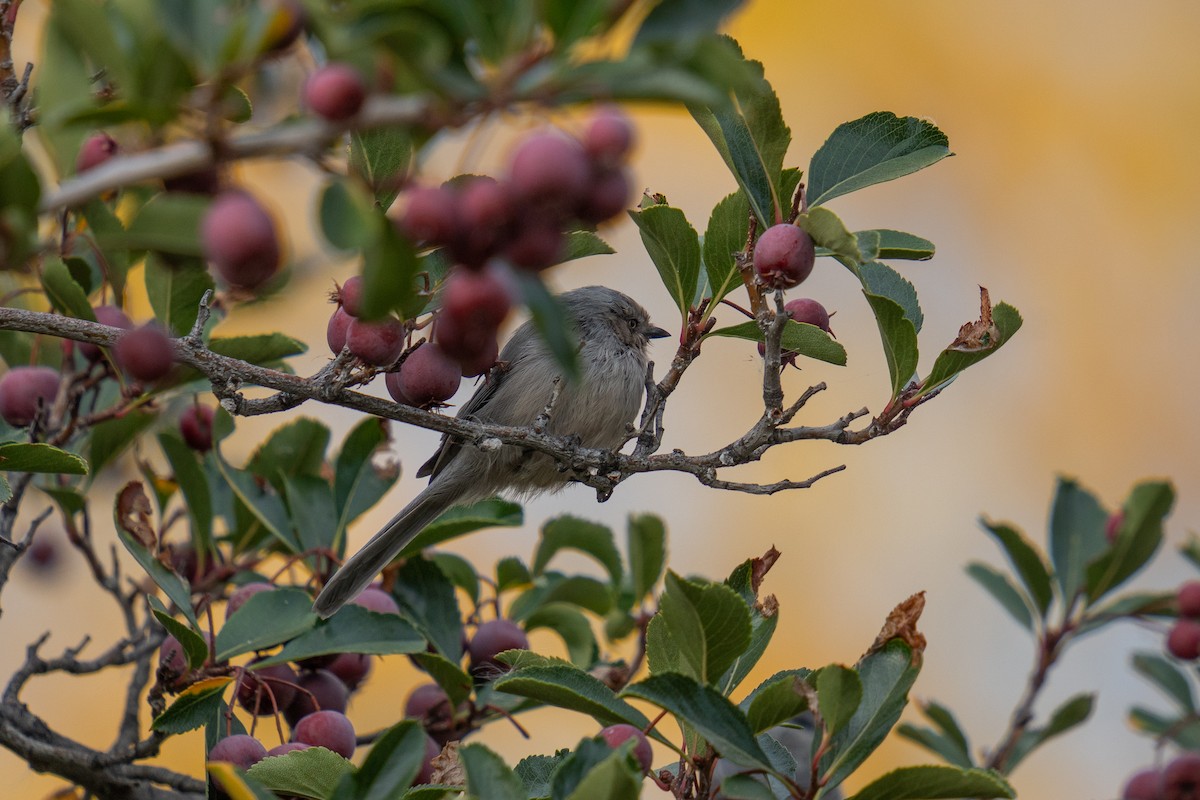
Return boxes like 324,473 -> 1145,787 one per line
313,286 -> 669,617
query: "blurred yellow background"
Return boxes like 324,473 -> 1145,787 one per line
5,1 -> 1200,797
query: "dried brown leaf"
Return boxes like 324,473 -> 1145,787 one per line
948,286 -> 1000,352
116,482 -> 156,552
866,591 -> 926,662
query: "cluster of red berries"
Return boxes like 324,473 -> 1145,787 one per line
1123,753 -> 1200,799
1167,581 -> 1200,661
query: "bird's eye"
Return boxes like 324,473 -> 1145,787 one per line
627,318 -> 638,331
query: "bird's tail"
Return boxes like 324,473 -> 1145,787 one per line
312,489 -> 452,618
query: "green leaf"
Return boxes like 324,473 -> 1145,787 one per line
497,556 -> 532,592
866,230 -> 935,261
624,672 -> 770,770
563,230 -> 616,262
41,257 -> 94,321
708,320 -> 846,366
980,520 -> 1053,618
743,671 -> 810,734
859,261 -> 923,333
390,556 -> 465,661
248,417 -> 330,487
863,291 -> 918,399
796,208 -> 861,267
361,214 -> 422,320
808,112 -> 952,207
965,562 -> 1034,631
511,574 -> 615,618
36,15 -> 94,174
214,587 -> 317,661
845,765 -> 1014,800
152,677 -> 232,733
88,411 -> 156,478
818,640 -> 920,793
703,190 -> 751,306
1046,477 -> 1109,604
515,271 -> 581,382
493,664 -> 650,728
633,0 -> 745,46
921,701 -> 973,767
320,179 -> 378,252
284,475 -> 339,553
0,443 -> 88,475
627,514 -> 667,603
250,746 -> 354,800
213,446 -> 298,554
349,128 -> 413,212
332,417 -> 396,553
562,743 -> 642,800
149,596 -> 209,670
460,743 -> 526,800
645,614 -> 683,675
432,552 -> 481,605
410,651 -> 474,709
1132,652 -> 1196,713
719,558 -> 778,694
916,301 -> 1022,398
330,721 -> 426,800
144,255 -> 216,336
1086,481 -> 1175,602
630,204 -> 702,320
658,572 -> 752,686
524,604 -> 599,667
398,498 -> 523,557
516,752 -> 565,798
255,605 -> 424,666
1004,693 -> 1094,772
896,723 -> 975,769
158,433 -> 213,561
208,334 -> 307,365
1130,707 -> 1200,750
533,516 -> 623,584
816,665 -> 862,736
689,105 -> 778,229
113,194 -> 210,256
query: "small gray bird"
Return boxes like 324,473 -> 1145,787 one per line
313,286 -> 669,617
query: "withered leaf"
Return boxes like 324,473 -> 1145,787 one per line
430,741 -> 464,787
865,591 -> 926,662
750,546 -> 781,595
116,482 -> 157,552
948,286 -> 1000,352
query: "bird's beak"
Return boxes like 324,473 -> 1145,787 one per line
646,326 -> 671,340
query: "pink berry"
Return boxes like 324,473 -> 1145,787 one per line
405,683 -> 452,722
508,131 -> 590,206
1123,767 -> 1162,800
237,661 -> 299,716
1168,619 -> 1200,660
292,710 -> 356,758
1164,754 -> 1200,797
468,619 -> 529,680
578,166 -> 632,224
415,735 -> 440,784
753,223 -> 815,289
599,723 -> 653,772
785,298 -> 833,333
450,178 -> 514,268
0,367 -> 60,427
80,305 -> 133,361
1180,582 -> 1200,619
397,343 -> 461,407
583,107 -> 635,166
440,266 -> 513,330
202,192 -> 282,289
305,63 -> 366,122
400,186 -> 457,246
327,306 -> 353,355
209,734 -> 267,770
284,669 -> 349,726
346,316 -> 405,366
266,742 -> 310,757
327,652 -> 372,691
350,585 -> 400,615
114,324 -> 174,382
337,275 -> 365,317
456,336 -> 499,378
505,218 -> 565,271
180,404 -> 216,452
76,132 -> 118,173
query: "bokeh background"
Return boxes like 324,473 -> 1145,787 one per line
5,0 -> 1200,797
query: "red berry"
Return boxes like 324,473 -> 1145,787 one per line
1164,754 -> 1200,797
785,298 -> 833,333
1180,582 -> 1200,619
505,218 -> 565,271
599,723 -> 653,772
327,306 -> 353,355
508,131 -> 590,206
226,582 -> 274,620
346,316 -> 405,366
305,63 -> 366,122
385,370 -> 413,405
456,336 -> 499,378
1123,767 -> 1162,800
284,669 -> 349,726
415,735 -> 440,785
80,305 -> 133,361
400,186 -> 457,246
397,343 -> 461,407
237,661 -> 299,715
350,585 -> 401,615
76,133 -> 118,173
209,734 -> 267,770
434,310 -> 500,372
159,632 -> 214,689
202,192 -> 282,289
266,742 -> 310,757
753,224 -> 815,289
327,652 -> 372,691
468,619 -> 529,680
24,536 -> 59,571
583,107 -> 635,166
440,266 -> 513,330
579,166 -> 632,224
405,682 -> 452,722
450,179 -> 514,268
0,366 -> 60,427
1106,510 -> 1126,544
292,710 -> 356,758
115,324 -> 174,382
180,404 -> 216,452
337,275 -> 365,318
1168,619 -> 1200,660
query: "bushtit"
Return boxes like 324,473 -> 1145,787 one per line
313,286 -> 669,617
